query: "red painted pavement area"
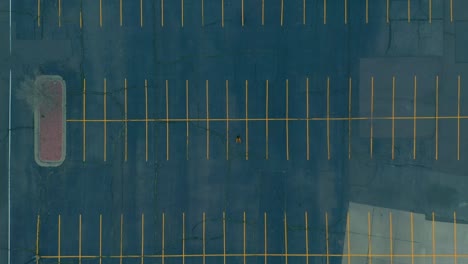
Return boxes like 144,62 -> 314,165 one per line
39,80 -> 63,162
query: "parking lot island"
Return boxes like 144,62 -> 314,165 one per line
34,75 -> 66,167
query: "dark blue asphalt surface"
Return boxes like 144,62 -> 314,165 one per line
5,0 -> 468,264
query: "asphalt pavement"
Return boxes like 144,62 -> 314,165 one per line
3,0 -> 468,264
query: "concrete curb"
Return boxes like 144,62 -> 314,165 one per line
34,75 -> 66,167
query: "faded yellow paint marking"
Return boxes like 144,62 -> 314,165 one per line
100,0 -> 103,27
38,0 -> 41,27
166,80 -> 169,160
226,80 -> 229,160
141,214 -> 145,264
104,78 -> 107,162
58,0 -> 61,27
264,213 -> 267,264
79,215 -> 82,264
206,80 -> 209,160
458,75 -> 461,160
327,77 -> 330,160
245,81 -> 249,160
83,78 -> 86,162
392,77 -> 395,160
266,80 -> 269,160
307,77 -> 310,160
324,0 -> 327,24
413,76 -> 417,160
435,76 -> 439,160
348,77 -> 352,159
286,79 -> 289,160
36,215 -> 40,264
370,77 -> 374,159
305,212 -> 309,264
145,80 -> 148,162
325,212 -> 329,264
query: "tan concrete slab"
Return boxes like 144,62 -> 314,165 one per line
343,203 -> 468,264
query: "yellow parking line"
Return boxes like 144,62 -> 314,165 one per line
161,0 -> 164,27
344,0 -> 347,24
181,0 -> 184,27
226,80 -> 229,160
58,0 -> 61,27
58,215 -> 61,264
458,75 -> 461,160
182,213 -> 185,264
120,0 -> 123,26
242,0 -> 244,26
370,77 -> 374,159
266,80 -> 269,160
286,79 -> 289,160
104,78 -> 107,162
390,212 -> 393,264
454,212 -> 457,264
80,10 -> 83,29
392,76 -> 395,160
325,212 -> 329,264
327,77 -> 330,160
262,0 -> 265,25
264,213 -> 267,264
366,0 -> 368,24
99,215 -> 102,264
408,0 -> 410,23
346,213 -> 350,264
125,78 -> 128,162
186,80 -> 189,160
284,213 -> 288,264
70,116 -> 468,122
141,0 -> 144,27
37,0 -> 41,27
450,0 -> 453,22
411,213 -> 414,264
243,212 -> 246,264
281,0 -> 284,26
306,78 -> 310,160
368,212 -> 372,264
223,212 -> 226,264
323,0 -> 326,24
413,76 -> 417,160
36,215 -> 40,264
83,78 -> 86,162
429,0 -> 432,23
79,215 -> 82,264
100,0 -> 102,27
203,212 -> 206,264
303,0 -> 306,25
386,0 -> 389,23
166,80 -> 169,160
206,80 -> 210,160
222,0 -> 224,27
141,214 -> 145,264
432,212 -> 436,264
120,214 -> 123,264
305,212 -> 309,264
246,80 -> 249,160
145,80 -> 148,162
348,77 -> 352,159
162,213 -> 165,264
435,76 -> 439,160
31,255 -> 363,260
202,0 -> 204,26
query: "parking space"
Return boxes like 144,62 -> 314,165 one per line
30,0 -> 458,28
